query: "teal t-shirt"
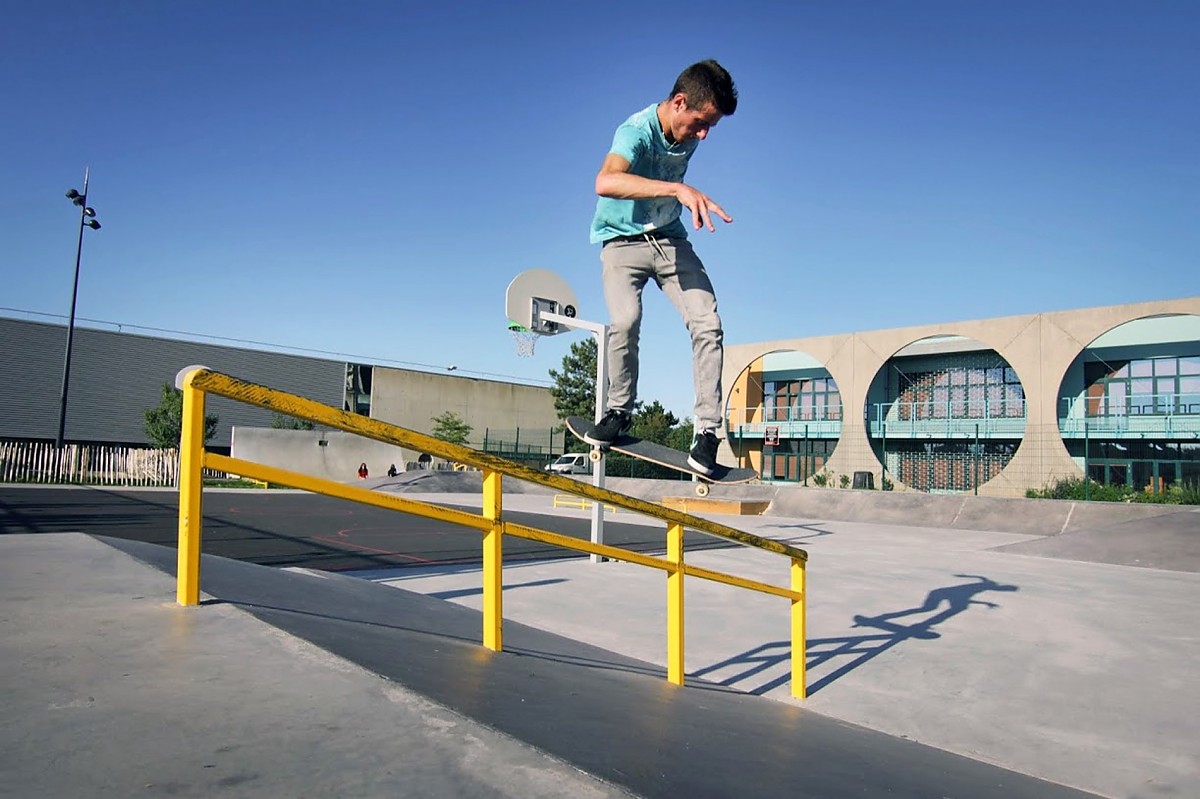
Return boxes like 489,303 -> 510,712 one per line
589,103 -> 698,244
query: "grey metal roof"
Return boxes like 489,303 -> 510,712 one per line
0,317 -> 345,448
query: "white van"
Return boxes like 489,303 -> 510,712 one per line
545,453 -> 591,475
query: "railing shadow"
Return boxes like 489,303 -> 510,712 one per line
690,574 -> 1019,696
428,578 -> 568,601
758,523 -> 835,544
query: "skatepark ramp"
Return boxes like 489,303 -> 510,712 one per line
173,367 -> 811,697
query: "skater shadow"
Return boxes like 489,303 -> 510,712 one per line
690,574 -> 1019,696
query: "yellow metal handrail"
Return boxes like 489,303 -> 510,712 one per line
176,367 -> 809,698
552,494 -> 618,513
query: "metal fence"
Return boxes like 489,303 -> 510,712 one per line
477,426 -> 564,469
0,441 -> 225,487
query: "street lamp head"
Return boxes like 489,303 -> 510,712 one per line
72,196 -> 85,207
83,207 -> 96,217
65,189 -> 81,200
85,219 -> 101,230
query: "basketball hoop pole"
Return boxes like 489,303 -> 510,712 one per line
542,311 -> 611,563
541,311 -> 608,422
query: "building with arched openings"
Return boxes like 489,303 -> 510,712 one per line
721,297 -> 1200,498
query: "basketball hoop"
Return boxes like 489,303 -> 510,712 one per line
508,321 -> 539,357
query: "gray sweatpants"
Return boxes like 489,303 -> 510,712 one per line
600,235 -> 724,433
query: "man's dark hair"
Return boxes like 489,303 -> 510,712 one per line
670,60 -> 738,116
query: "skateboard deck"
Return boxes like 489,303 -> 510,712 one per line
565,416 -> 756,495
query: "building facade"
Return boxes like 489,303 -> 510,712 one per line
722,297 -> 1200,498
0,318 -> 557,458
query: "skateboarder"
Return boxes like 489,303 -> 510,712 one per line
585,59 -> 738,477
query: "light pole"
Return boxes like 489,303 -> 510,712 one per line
57,168 -> 102,449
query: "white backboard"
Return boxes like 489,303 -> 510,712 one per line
504,269 -> 580,335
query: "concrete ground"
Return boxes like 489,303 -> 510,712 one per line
0,533 -> 631,799
2,480 -> 1195,798
368,491 -> 1200,799
3,530 -> 1105,799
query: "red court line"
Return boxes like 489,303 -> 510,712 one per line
227,507 -> 355,516
311,535 -> 435,563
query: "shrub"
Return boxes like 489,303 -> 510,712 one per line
1027,477 -> 1198,505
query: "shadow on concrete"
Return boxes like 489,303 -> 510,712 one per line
691,574 -> 1020,696
0,485 -> 732,573
428,577 -> 569,601
760,522 -> 834,533
96,537 -> 1094,799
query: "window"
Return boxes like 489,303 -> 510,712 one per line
1088,355 -> 1200,417
765,377 -> 842,422
892,357 -> 1024,420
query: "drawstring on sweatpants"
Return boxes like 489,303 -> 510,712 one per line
643,233 -> 669,262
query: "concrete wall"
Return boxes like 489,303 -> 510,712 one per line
370,368 -> 558,443
723,297 -> 1200,498
231,428 -> 418,483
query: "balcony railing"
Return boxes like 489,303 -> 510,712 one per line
726,406 -> 842,439
1059,393 -> 1200,438
727,395 -> 1200,441
866,399 -> 1027,439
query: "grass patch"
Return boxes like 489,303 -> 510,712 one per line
202,478 -> 292,489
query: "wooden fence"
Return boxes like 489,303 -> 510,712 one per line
0,441 -> 199,487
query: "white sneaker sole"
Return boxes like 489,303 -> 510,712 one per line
687,456 -> 716,476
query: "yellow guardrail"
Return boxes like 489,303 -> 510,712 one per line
176,367 -> 809,698
553,493 -> 619,513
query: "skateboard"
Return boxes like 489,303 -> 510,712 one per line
565,416 -> 757,496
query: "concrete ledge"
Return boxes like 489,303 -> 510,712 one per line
367,470 -> 1192,538
766,487 -> 1195,536
660,496 -> 771,516
607,477 -> 778,503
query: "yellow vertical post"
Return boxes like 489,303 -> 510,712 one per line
666,522 -> 685,685
481,469 -> 503,651
176,376 -> 205,606
790,556 -> 807,699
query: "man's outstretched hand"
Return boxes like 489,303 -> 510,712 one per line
676,184 -> 733,232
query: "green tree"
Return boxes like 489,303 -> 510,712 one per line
431,411 -> 472,445
271,412 -> 314,431
668,418 -> 695,451
631,401 -> 678,446
143,383 -> 218,448
548,337 -> 598,419
547,336 -> 699,461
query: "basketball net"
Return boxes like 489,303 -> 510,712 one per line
508,321 -> 539,358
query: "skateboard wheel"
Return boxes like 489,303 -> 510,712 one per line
695,482 -> 710,497
588,448 -> 602,463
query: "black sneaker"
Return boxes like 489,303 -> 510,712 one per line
584,409 -> 632,445
688,430 -> 720,476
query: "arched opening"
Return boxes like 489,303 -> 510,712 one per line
1056,314 -> 1200,494
726,350 -> 841,484
866,335 -> 1026,494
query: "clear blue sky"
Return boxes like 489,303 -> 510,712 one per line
4,1 -> 1198,421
